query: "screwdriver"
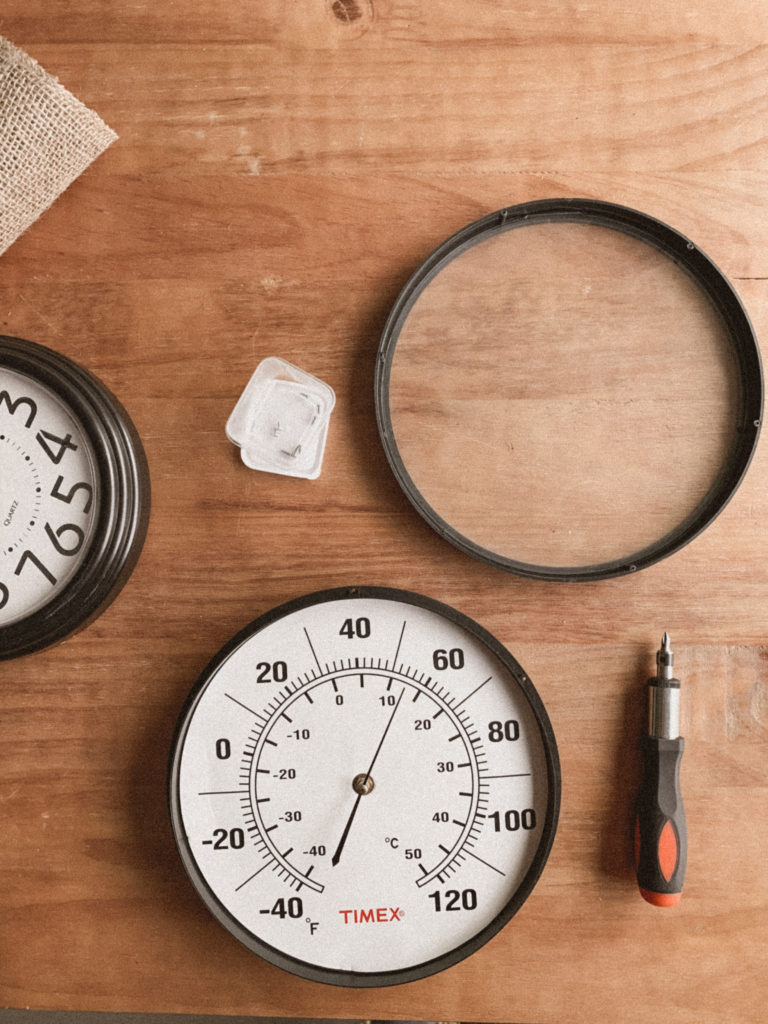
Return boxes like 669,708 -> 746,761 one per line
634,632 -> 687,907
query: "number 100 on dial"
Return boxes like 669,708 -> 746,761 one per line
169,587 -> 560,987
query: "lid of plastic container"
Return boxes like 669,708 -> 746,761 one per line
227,357 -> 336,480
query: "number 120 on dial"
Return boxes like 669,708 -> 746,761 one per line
169,587 -> 560,987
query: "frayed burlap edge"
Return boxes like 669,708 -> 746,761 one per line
0,37 -> 117,256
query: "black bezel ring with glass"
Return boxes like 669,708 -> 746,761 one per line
375,198 -> 763,582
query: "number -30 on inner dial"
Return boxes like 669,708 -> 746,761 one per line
169,587 -> 560,987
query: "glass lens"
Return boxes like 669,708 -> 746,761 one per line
385,220 -> 742,571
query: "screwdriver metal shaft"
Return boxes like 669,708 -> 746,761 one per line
634,633 -> 687,906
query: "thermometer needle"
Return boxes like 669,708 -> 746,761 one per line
331,687 -> 404,866
634,632 -> 687,906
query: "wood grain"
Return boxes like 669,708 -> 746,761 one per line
387,219 -> 742,567
1,1 -> 768,1022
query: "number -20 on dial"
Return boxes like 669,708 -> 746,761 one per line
169,587 -> 560,987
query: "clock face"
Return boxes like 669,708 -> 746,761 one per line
0,336 -> 150,659
1,367 -> 100,626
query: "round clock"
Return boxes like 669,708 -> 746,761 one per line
0,335 -> 150,659
169,587 -> 560,987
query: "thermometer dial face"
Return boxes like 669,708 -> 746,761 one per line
169,587 -> 560,987
0,336 -> 150,659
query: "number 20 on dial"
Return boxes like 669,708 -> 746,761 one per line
169,587 -> 560,987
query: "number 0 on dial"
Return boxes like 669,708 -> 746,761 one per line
169,587 -> 560,987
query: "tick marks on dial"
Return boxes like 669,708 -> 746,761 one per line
484,772 -> 533,780
466,848 -> 506,877
454,676 -> 492,709
303,627 -> 322,670
198,789 -> 246,796
391,620 -> 406,667
235,861 -> 269,892
1,434 -> 41,555
243,667 -> 491,891
225,692 -> 261,717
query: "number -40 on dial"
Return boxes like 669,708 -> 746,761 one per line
169,587 -> 560,987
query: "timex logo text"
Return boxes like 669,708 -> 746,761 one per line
337,907 -> 403,924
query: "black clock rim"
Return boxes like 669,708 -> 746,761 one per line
375,197 -> 764,582
0,335 -> 150,659
168,585 -> 561,988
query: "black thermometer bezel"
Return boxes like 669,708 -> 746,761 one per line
375,198 -> 764,582
168,585 -> 561,988
0,335 -> 150,659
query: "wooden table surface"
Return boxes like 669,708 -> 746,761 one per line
2,2 -> 768,1022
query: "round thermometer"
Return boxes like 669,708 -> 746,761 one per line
169,587 -> 560,987
0,335 -> 150,659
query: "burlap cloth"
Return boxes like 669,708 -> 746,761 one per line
0,37 -> 117,255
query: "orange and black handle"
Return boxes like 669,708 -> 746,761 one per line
634,633 -> 687,907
